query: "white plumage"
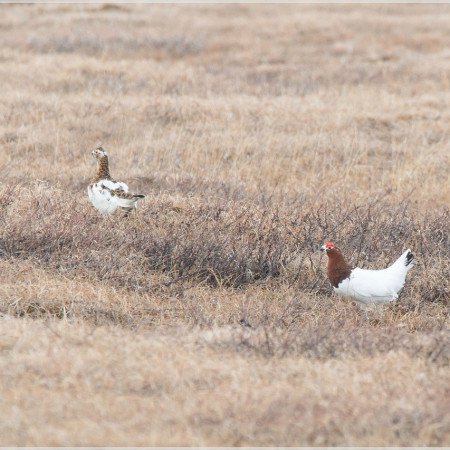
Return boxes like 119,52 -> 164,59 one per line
334,249 -> 413,304
321,242 -> 414,306
88,147 -> 145,216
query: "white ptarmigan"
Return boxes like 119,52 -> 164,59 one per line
320,241 -> 414,306
88,147 -> 145,216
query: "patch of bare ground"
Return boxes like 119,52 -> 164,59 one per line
0,3 -> 449,447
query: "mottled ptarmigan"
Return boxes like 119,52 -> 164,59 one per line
88,146 -> 145,216
320,241 -> 414,306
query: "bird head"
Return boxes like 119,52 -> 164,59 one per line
320,241 -> 337,253
91,146 -> 108,160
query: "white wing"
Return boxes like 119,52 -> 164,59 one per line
101,179 -> 130,193
335,250 -> 413,304
88,183 -> 117,214
336,268 -> 399,304
88,179 -> 142,215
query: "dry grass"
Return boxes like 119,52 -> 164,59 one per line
0,317 -> 448,446
0,3 -> 449,447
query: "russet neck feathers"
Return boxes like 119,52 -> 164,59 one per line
326,247 -> 352,288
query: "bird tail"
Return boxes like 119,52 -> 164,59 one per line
132,194 -> 145,199
394,248 -> 414,270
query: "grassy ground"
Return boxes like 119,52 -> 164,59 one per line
0,3 -> 449,446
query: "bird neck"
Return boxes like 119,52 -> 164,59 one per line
92,156 -> 112,183
327,248 -> 352,288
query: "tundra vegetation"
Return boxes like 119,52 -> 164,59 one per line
0,4 -> 448,446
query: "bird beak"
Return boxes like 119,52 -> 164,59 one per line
319,245 -> 326,252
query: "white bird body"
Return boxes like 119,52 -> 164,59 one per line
321,242 -> 414,306
88,147 -> 145,216
333,249 -> 414,304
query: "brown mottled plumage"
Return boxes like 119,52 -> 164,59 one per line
91,147 -> 112,183
88,146 -> 145,216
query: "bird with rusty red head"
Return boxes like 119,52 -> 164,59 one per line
320,241 -> 414,306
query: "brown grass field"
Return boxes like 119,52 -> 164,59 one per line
0,3 -> 449,447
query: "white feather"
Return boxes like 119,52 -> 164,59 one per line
334,249 -> 413,305
101,179 -> 129,192
88,179 -> 141,215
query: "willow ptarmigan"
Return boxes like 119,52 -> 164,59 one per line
88,147 -> 145,216
320,241 -> 414,306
